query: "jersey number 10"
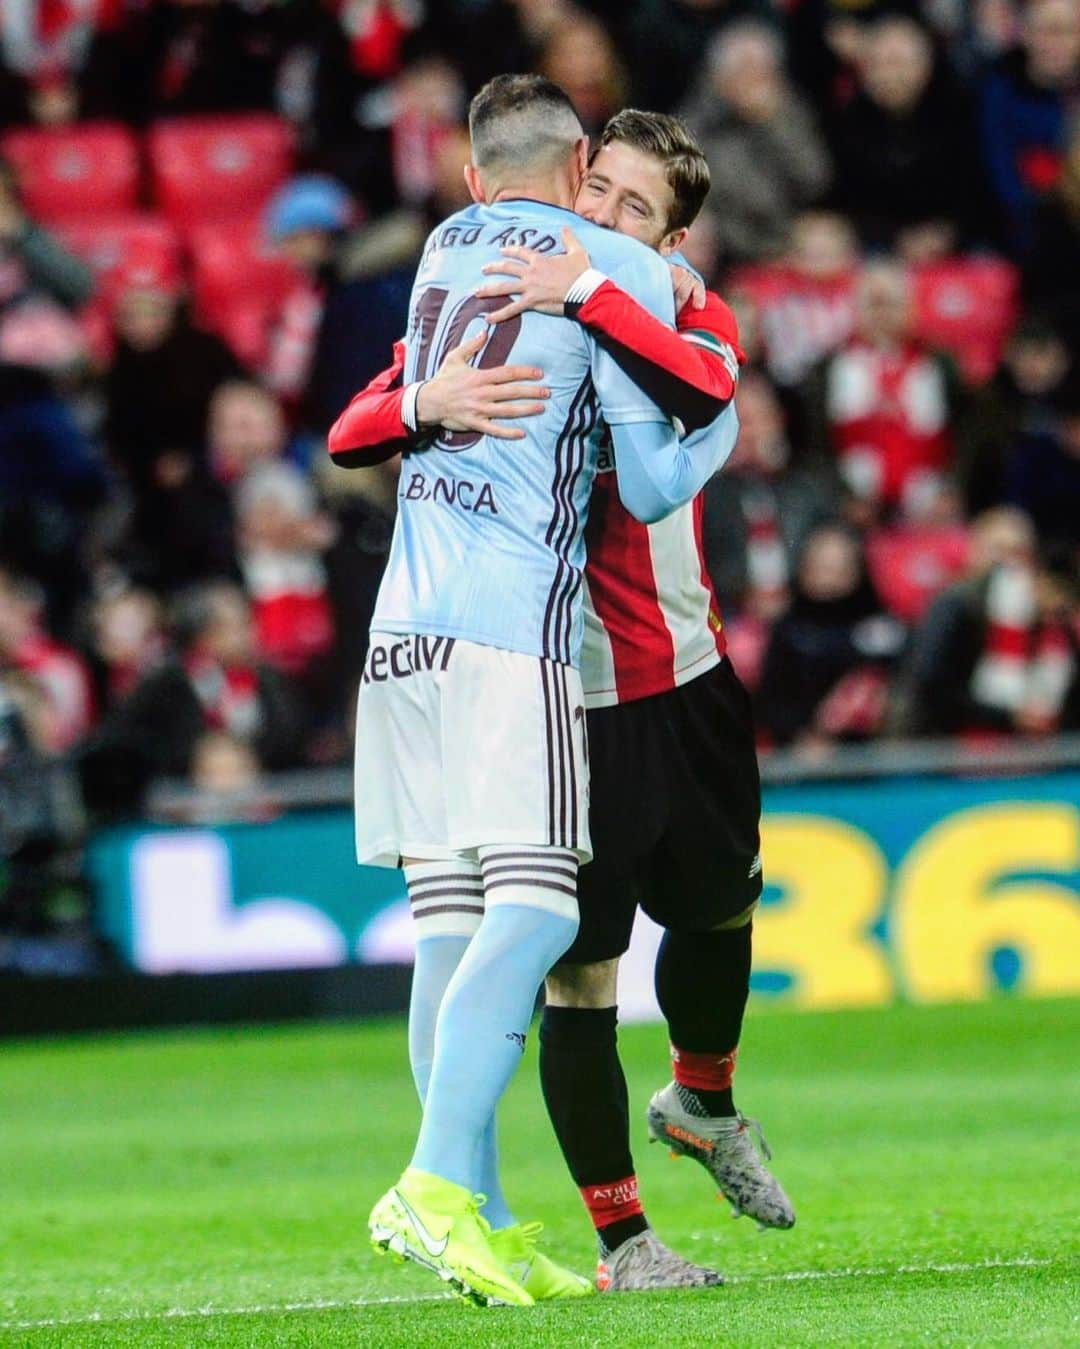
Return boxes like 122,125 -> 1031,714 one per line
411,287 -> 524,450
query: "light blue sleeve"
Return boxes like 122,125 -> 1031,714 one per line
612,402 -> 740,525
588,251 -> 676,426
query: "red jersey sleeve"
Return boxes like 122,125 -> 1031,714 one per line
327,340 -> 412,468
571,281 -> 743,433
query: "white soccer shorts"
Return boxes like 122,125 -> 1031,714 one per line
354,632 -> 591,868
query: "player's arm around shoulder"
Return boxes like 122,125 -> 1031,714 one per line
477,227 -> 738,432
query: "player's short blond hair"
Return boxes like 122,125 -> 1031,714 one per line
597,109 -> 711,235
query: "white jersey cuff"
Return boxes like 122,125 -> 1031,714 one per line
401,382 -> 424,434
565,268 -> 609,308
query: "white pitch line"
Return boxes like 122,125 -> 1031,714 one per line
0,1258 -> 1055,1332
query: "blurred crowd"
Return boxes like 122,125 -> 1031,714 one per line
1,0 -> 1079,945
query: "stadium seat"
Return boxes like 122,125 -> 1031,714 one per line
56,213 -> 182,303
728,263 -> 856,386
147,114 -> 295,227
187,216 -> 305,366
56,214 -> 184,363
911,257 -> 1019,386
0,122 -> 140,222
866,526 -> 971,624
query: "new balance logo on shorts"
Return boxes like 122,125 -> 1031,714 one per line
363,635 -> 456,683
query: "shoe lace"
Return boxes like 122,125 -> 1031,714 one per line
737,1113 -> 772,1162
468,1192 -> 491,1234
516,1220 -> 544,1250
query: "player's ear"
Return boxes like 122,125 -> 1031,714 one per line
658,226 -> 689,257
574,136 -> 590,180
464,162 -> 486,204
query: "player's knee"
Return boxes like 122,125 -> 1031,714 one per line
710,898 -> 758,931
545,957 -> 619,1008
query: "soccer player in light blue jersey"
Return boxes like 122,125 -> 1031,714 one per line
361,75 -> 734,1308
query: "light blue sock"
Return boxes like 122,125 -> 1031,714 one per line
403,860 -> 517,1229
408,933 -> 470,1103
411,898 -> 578,1192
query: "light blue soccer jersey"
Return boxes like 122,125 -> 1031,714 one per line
370,199 -> 677,667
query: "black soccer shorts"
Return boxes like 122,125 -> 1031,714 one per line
560,657 -> 764,966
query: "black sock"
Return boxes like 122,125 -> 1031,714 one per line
539,1004 -> 649,1251
654,924 -> 753,1117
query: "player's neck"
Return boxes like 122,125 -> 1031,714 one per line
489,175 -> 575,211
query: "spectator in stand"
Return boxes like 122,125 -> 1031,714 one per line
438,0 -> 583,101
734,209 -> 858,391
702,370 -> 841,621
320,443 -> 398,719
234,461 -> 337,684
0,668 -> 76,941
1004,369 -> 1080,549
958,315 -> 1071,515
0,363 -> 107,630
756,523 -> 906,751
86,586 -> 166,713
264,176 -> 417,433
680,21 -> 831,264
0,157 -> 93,375
0,0 -> 129,125
262,174 -> 355,411
701,371 -> 841,690
104,249 -> 240,592
802,259 -> 965,524
386,55 -> 466,209
207,380 -> 302,486
0,566 -> 94,753
1026,125 -> 1080,349
182,730 -> 279,824
0,159 -> 93,312
538,15 -> 626,138
892,522 -> 1080,738
124,0 -> 293,125
829,15 -> 989,259
786,0 -> 905,121
979,0 -> 1080,254
87,582 -> 307,815
623,0 -> 773,114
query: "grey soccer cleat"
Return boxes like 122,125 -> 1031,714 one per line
646,1082 -> 796,1230
596,1229 -> 722,1291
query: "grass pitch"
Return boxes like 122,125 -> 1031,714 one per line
2,997 -> 1077,1347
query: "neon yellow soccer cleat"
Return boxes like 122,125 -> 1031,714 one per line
369,1168 -> 534,1307
489,1221 -> 594,1300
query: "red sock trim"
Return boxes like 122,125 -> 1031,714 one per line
671,1044 -> 738,1092
580,1175 -> 643,1231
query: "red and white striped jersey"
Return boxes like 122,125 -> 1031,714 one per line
581,458 -> 726,707
328,274 -> 741,709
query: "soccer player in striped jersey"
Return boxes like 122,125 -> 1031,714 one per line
349,78 -> 739,1308
331,108 -> 794,1294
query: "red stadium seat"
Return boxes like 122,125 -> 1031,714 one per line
147,115 -> 295,227
866,526 -> 971,624
56,214 -> 184,363
56,213 -> 182,303
188,216 -> 304,366
911,257 -> 1019,386
0,122 -> 139,222
728,263 -> 856,386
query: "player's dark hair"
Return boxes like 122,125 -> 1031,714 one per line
468,74 -> 583,173
598,109 -> 711,235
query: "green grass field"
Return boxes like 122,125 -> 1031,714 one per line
2,998 -> 1078,1347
